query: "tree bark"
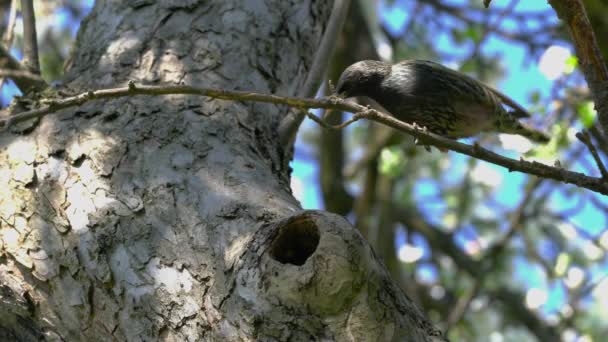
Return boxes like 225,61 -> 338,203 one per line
0,1 -> 443,340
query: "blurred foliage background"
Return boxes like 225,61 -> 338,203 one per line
2,0 -> 608,341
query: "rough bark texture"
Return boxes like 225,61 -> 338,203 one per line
0,1 -> 443,341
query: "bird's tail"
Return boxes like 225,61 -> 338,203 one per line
499,116 -> 550,143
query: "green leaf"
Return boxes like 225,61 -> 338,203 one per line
554,253 -> 570,276
529,90 -> 541,104
379,146 -> 405,177
564,55 -> 578,74
577,101 -> 597,128
525,123 -> 568,159
464,26 -> 483,43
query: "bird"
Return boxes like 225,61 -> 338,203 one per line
334,60 -> 549,143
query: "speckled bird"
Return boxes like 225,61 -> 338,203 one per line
335,60 -> 549,143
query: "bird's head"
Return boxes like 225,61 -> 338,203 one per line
335,60 -> 390,98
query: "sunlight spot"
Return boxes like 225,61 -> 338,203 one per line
560,304 -> 573,318
464,239 -> 484,256
564,267 -> 585,289
582,241 -> 603,261
146,257 -> 195,294
578,335 -> 593,342
470,163 -> 502,187
489,332 -> 504,342
592,277 -> 608,303
554,253 -> 570,276
1,227 -> 20,249
538,45 -> 571,80
546,314 -> 560,326
65,183 -> 96,233
7,139 -> 36,163
470,296 -> 487,311
561,329 -> 577,342
525,287 -> 547,309
498,134 -> 533,153
429,285 -> 445,300
290,176 -> 304,204
442,212 -> 457,231
567,127 -> 578,143
377,41 -> 393,62
557,222 -> 578,240
600,230 -> 608,249
398,244 -> 424,263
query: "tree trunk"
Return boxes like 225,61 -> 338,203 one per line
0,1 -> 444,341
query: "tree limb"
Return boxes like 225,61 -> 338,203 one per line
549,0 -> 608,136
394,206 -> 561,341
0,0 -> 20,91
576,129 -> 608,179
0,44 -> 47,92
277,0 -> 351,145
1,82 -> 607,195
20,0 -> 40,75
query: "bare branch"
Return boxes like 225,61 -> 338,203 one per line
483,177 -> 543,259
444,277 -> 482,333
3,0 -> 18,46
0,44 -> 47,92
20,0 -> 40,75
0,69 -> 45,82
393,206 -> 561,341
1,82 -> 607,195
0,0 -> 20,92
278,0 -> 351,145
549,0 -> 608,136
576,130 -> 608,179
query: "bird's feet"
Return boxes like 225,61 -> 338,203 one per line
412,123 -> 436,152
327,93 -> 342,105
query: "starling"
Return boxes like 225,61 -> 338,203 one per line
335,60 -> 549,143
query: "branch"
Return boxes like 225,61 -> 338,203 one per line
0,44 -> 47,92
393,207 -> 561,341
0,69 -> 45,82
3,0 -> 18,46
484,177 -> 543,259
576,130 -> 608,179
20,0 -> 40,75
425,0 -> 557,47
0,0 -> 19,92
277,0 -> 351,145
549,0 -> 608,137
1,82 -> 607,195
444,277 -> 482,332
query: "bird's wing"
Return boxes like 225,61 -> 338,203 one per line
397,60 -> 531,119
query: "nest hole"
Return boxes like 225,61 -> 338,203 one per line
270,216 -> 320,266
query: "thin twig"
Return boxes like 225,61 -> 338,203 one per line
394,207 -> 560,341
444,277 -> 483,332
3,0 -> 18,46
483,177 -> 543,260
1,82 -> 607,195
277,0 -> 351,145
576,130 -> 608,179
20,0 -> 40,75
